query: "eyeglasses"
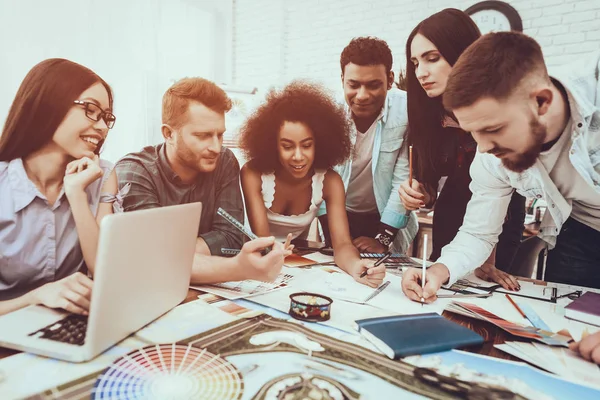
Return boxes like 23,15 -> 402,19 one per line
73,100 -> 116,129
554,290 -> 582,300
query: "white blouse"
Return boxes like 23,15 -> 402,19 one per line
261,170 -> 326,242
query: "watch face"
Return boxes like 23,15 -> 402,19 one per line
470,9 -> 512,33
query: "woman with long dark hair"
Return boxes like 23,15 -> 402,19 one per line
398,8 -> 525,290
0,58 -> 121,315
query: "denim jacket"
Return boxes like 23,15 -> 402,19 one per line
318,88 -> 418,252
438,52 -> 600,285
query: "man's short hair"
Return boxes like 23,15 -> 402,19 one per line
443,31 -> 549,111
340,36 -> 393,74
162,77 -> 232,127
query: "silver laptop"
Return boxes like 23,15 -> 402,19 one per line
0,202 -> 202,362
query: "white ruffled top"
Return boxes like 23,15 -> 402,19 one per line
261,170 -> 326,242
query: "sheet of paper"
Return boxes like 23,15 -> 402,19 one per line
190,272 -> 294,300
448,302 -> 571,346
367,274 -> 449,315
295,268 -> 448,315
246,283 -> 398,335
197,293 -> 265,319
495,341 -> 600,390
560,347 -> 600,388
403,349 -> 600,400
510,299 -> 599,341
135,299 -> 239,343
495,280 -> 555,302
448,294 -> 532,325
231,297 -> 384,354
0,336 -> 147,399
495,343 -> 565,375
283,254 -> 320,268
301,251 -> 334,264
296,268 -> 375,304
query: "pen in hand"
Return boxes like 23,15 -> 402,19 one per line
360,251 -> 392,278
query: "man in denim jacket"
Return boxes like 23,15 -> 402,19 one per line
319,37 -> 417,254
402,32 -> 600,301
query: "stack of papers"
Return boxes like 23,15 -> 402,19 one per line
191,272 -> 294,300
496,341 -> 600,389
447,301 -> 571,346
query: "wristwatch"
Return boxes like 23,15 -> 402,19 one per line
374,229 -> 394,247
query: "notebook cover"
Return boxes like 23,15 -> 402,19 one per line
565,292 -> 600,316
355,313 -> 483,358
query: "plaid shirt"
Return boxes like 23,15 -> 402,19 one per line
115,143 -> 244,255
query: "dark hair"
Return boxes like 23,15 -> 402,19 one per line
340,36 -> 393,75
444,31 -> 548,110
162,77 -> 232,128
0,58 -> 113,161
239,81 -> 352,173
404,8 -> 480,182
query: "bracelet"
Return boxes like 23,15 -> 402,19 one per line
374,229 -> 394,247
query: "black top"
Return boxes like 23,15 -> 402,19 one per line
425,128 -> 525,271
115,143 -> 244,255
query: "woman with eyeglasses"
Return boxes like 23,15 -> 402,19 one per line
0,58 -> 121,316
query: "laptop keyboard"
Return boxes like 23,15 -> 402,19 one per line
28,314 -> 88,346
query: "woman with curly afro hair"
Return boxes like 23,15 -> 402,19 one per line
239,81 -> 386,288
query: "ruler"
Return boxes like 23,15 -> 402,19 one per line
517,301 -> 552,331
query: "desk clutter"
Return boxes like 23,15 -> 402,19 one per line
355,313 -> 484,359
1,254 -> 600,399
92,344 -> 243,400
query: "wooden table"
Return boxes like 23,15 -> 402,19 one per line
0,288 -> 518,362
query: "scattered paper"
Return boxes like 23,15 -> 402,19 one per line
447,302 -> 571,346
135,299 -> 239,343
495,341 -> 600,390
191,272 -> 294,300
298,269 -> 375,304
284,254 -> 320,268
302,252 -> 335,264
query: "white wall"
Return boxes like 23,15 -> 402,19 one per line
2,1 -> 597,161
0,0 -> 224,162
232,0 -> 600,91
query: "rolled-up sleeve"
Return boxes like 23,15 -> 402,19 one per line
437,152 -> 514,285
381,136 -> 412,230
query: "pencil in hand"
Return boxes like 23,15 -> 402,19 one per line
408,145 -> 413,187
360,251 -> 392,278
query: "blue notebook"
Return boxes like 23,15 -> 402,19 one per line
355,313 -> 483,359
